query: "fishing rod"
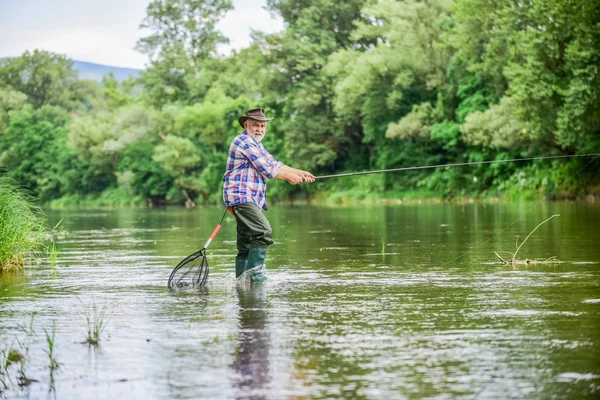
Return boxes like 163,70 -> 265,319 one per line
315,153 -> 600,180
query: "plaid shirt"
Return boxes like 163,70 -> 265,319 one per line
223,132 -> 284,210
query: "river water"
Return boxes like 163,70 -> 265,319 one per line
1,203 -> 599,399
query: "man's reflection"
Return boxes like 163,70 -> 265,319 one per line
232,284 -> 271,399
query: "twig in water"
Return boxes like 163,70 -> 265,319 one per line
495,214 -> 560,265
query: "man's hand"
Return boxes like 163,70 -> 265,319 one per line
276,165 -> 316,185
297,170 -> 316,183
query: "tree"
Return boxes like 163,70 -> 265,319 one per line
0,106 -> 71,200
137,0 -> 233,63
136,0 -> 234,106
454,0 -> 600,152
261,0 -> 373,171
0,88 -> 28,134
0,50 -> 82,110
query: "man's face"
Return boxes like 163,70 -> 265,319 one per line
245,119 -> 267,142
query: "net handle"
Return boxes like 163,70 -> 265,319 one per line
202,207 -> 231,249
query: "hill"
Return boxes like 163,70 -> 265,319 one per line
72,60 -> 142,82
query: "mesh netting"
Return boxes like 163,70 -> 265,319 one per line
167,249 -> 209,289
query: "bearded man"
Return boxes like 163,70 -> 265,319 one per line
223,108 -> 315,282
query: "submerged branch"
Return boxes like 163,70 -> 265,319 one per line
495,214 -> 560,265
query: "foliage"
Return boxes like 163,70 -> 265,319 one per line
0,0 -> 598,206
82,301 -> 108,346
0,178 -> 46,272
0,106 -> 72,201
0,50 -> 87,111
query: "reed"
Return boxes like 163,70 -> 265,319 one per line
0,178 -> 46,273
83,302 -> 108,346
43,322 -> 59,372
47,242 -> 58,268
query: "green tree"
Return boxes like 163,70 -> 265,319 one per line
0,50 -> 83,110
136,0 -> 234,106
0,88 -> 28,134
261,0 -> 373,172
454,0 -> 600,152
0,106 -> 72,200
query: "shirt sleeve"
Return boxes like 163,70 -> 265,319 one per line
242,140 -> 284,179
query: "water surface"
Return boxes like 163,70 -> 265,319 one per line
1,203 -> 599,399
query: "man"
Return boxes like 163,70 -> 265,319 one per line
223,108 -> 315,282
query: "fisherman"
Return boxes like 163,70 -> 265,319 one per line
223,108 -> 315,282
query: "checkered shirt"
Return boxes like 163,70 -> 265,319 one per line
223,132 -> 284,210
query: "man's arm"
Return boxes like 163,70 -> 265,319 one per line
275,165 -> 316,185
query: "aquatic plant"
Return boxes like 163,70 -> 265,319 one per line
0,178 -> 46,273
0,346 -> 27,391
83,302 -> 108,346
47,242 -> 58,268
0,345 -> 9,390
44,322 -> 59,371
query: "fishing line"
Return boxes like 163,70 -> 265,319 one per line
441,154 -> 600,266
314,152 -> 598,265
315,153 -> 600,179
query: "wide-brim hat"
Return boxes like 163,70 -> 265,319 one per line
238,108 -> 273,128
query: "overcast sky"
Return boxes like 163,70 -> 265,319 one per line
0,0 -> 284,69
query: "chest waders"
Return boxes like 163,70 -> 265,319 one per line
233,202 -> 273,282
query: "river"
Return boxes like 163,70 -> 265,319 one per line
1,203 -> 599,399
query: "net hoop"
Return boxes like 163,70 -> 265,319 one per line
167,248 -> 209,289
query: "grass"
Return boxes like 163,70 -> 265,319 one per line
47,242 -> 58,268
43,322 -> 59,371
0,178 -> 46,273
82,302 -> 108,346
0,314 -> 62,393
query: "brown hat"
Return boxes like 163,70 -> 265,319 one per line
238,108 -> 273,128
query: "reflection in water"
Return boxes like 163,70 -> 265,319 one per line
232,284 -> 271,399
0,205 -> 598,399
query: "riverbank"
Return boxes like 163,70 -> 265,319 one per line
43,187 -> 600,209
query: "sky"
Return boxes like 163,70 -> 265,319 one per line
0,0 -> 284,69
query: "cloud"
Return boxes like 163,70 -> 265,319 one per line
0,27 -> 148,69
217,0 -> 284,54
0,0 -> 284,68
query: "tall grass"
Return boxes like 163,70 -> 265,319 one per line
0,178 -> 46,273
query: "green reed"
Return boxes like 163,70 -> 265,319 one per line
44,322 -> 59,371
83,302 -> 108,346
0,178 -> 46,273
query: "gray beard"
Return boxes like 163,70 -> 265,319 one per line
247,131 -> 264,143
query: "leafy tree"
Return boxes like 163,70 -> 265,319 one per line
136,0 -> 233,106
0,88 -> 28,134
118,140 -> 174,202
461,96 -> 528,150
137,0 -> 233,63
262,0 -> 373,171
454,0 -> 600,152
0,50 -> 83,110
0,106 -> 71,200
102,73 -> 135,109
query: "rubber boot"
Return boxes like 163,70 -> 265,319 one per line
235,257 -> 248,279
246,247 -> 267,283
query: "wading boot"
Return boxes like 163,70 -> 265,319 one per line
246,247 -> 267,283
235,257 -> 248,279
